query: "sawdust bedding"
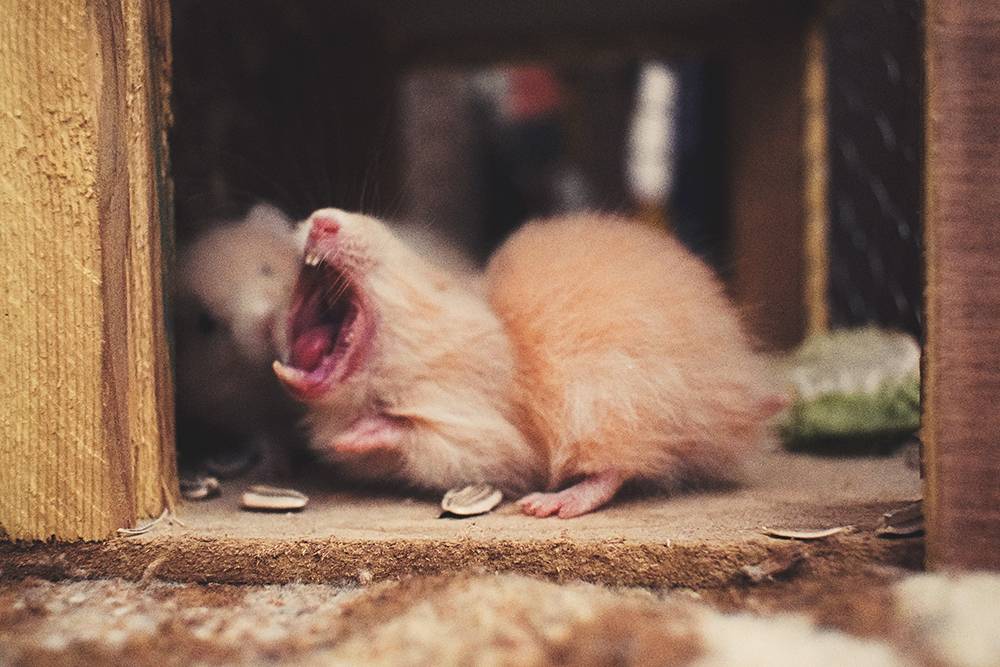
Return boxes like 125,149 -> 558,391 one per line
1,568 -> 998,666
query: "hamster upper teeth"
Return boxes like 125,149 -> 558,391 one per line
304,251 -> 321,266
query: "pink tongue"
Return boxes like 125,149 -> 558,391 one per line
290,325 -> 337,371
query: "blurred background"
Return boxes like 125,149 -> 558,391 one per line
170,0 -> 923,350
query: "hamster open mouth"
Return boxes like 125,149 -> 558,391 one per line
273,261 -> 373,401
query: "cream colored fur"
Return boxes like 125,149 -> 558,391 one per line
292,210 -> 777,499
486,214 -> 777,490
289,210 -> 543,492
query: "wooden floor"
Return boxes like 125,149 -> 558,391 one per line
1,448 -> 923,587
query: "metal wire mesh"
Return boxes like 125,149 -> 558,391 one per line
825,0 -> 924,337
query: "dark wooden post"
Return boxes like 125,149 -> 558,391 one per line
923,0 -> 1000,570
725,12 -> 813,350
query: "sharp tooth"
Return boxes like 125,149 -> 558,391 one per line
273,360 -> 306,385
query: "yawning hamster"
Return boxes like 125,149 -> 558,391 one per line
175,203 -> 304,470
273,209 -> 782,517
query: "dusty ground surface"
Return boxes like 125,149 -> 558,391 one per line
162,447 -> 922,543
2,568 -> 998,666
1,449 -> 979,666
2,449 -> 922,587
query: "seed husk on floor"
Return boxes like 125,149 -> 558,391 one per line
876,500 -> 924,537
760,525 -> 854,540
740,549 -> 808,583
180,476 -> 221,501
440,483 -> 503,518
240,485 -> 309,512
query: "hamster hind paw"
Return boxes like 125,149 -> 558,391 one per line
517,471 -> 625,519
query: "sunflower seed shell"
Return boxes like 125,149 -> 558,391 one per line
240,485 -> 309,512
761,525 -> 854,540
876,500 -> 924,537
180,476 -> 221,501
740,549 -> 807,583
440,483 -> 503,517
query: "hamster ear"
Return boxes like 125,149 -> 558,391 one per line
244,202 -> 293,233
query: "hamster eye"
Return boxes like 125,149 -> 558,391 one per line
197,310 -> 219,336
260,264 -> 274,277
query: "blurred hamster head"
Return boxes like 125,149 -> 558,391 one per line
175,203 -> 302,425
178,203 -> 301,364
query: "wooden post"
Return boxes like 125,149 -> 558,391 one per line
923,0 -> 1000,569
802,19 -> 830,337
0,1 -> 177,541
725,13 -> 811,350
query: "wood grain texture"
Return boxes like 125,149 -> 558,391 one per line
924,0 -> 1000,569
122,0 -> 177,519
0,0 -> 176,541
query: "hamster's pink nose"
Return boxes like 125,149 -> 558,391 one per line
308,216 -> 340,245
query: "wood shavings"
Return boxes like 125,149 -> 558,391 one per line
240,485 -> 309,512
761,525 -> 854,540
439,484 -> 503,518
116,508 -> 169,536
140,556 -> 169,583
740,549 -> 808,583
876,500 -> 924,537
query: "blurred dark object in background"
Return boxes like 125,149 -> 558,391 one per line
668,60 -> 727,272
170,0 -> 924,337
170,0 -> 399,238
825,0 -> 924,338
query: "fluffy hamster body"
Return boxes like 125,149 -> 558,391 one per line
487,216 -> 781,516
274,209 -> 780,516
175,203 -> 303,468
